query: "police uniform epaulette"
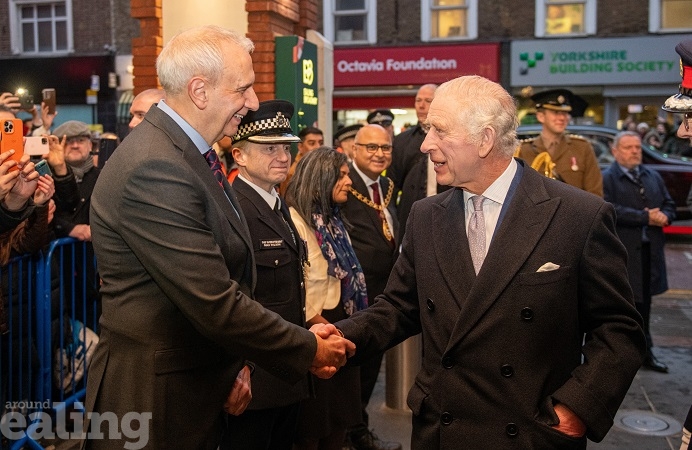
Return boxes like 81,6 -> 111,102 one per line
519,137 -> 536,144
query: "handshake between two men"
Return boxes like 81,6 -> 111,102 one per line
225,323 -> 355,416
309,323 -> 356,378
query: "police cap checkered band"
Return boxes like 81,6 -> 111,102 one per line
232,99 -> 300,143
334,123 -> 363,143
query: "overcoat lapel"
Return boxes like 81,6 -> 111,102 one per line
146,106 -> 254,255
445,169 -> 561,351
432,188 -> 475,310
181,143 -> 254,253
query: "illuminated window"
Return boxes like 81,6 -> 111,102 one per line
9,0 -> 73,55
422,0 -> 478,41
324,0 -> 376,45
649,0 -> 692,32
535,0 -> 596,37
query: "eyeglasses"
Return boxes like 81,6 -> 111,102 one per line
683,112 -> 692,132
354,143 -> 393,154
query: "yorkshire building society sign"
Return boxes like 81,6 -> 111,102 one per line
510,35 -> 684,87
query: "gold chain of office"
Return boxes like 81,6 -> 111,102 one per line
348,181 -> 394,211
348,182 -> 395,242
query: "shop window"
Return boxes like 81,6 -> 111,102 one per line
422,0 -> 478,41
649,0 -> 692,32
9,0 -> 73,55
535,0 -> 596,37
324,0 -> 376,45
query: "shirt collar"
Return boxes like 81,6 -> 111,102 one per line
352,161 -> 380,186
463,158 -> 518,207
237,174 -> 279,208
156,100 -> 210,156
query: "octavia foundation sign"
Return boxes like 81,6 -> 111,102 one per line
334,44 -> 500,87
510,35 -> 684,87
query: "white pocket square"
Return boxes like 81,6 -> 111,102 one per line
536,262 -> 560,272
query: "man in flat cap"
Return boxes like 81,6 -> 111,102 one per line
335,123 -> 363,161
223,99 -> 311,449
517,89 -> 603,196
49,120 -> 101,306
367,109 -> 395,140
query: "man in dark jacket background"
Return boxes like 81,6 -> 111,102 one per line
603,130 -> 675,373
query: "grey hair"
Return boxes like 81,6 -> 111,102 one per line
434,75 -> 518,157
156,25 -> 254,96
285,146 -> 348,227
612,130 -> 640,148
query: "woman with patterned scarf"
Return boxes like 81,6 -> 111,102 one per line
286,146 -> 367,450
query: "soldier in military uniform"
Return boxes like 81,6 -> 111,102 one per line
517,89 -> 603,197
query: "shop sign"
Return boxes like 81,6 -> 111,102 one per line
511,35 -> 684,87
275,36 -> 319,132
334,43 -> 500,87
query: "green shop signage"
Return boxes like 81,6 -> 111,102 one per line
275,36 -> 318,133
511,35 -> 684,87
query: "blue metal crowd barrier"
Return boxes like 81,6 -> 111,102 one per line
1,238 -> 99,450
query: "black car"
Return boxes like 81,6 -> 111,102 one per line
517,124 -> 692,221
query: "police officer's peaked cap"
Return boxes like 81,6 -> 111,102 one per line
662,39 -> 692,113
366,109 -> 394,126
531,89 -> 573,112
334,124 -> 363,143
232,99 -> 301,144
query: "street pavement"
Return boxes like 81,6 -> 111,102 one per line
366,233 -> 692,450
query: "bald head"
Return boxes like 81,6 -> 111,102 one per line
353,124 -> 392,180
129,88 -> 166,130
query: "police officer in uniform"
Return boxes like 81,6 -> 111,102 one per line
517,89 -> 603,197
223,99 -> 311,449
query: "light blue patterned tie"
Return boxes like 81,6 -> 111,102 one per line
468,195 -> 486,275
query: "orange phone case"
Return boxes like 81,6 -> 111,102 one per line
1,118 -> 25,170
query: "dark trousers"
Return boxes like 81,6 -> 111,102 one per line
636,241 -> 653,350
350,352 -> 385,433
221,403 -> 301,450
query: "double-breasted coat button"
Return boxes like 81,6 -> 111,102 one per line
500,364 -> 514,377
441,412 -> 453,425
521,307 -> 534,321
442,356 -> 454,369
274,260 -> 279,266
426,298 -> 435,311
506,423 -> 519,436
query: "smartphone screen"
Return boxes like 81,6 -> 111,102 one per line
1,118 -> 25,170
42,89 -> 56,114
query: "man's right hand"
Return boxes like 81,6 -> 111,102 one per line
309,323 -> 356,379
69,224 -> 92,241
46,134 -> 68,176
